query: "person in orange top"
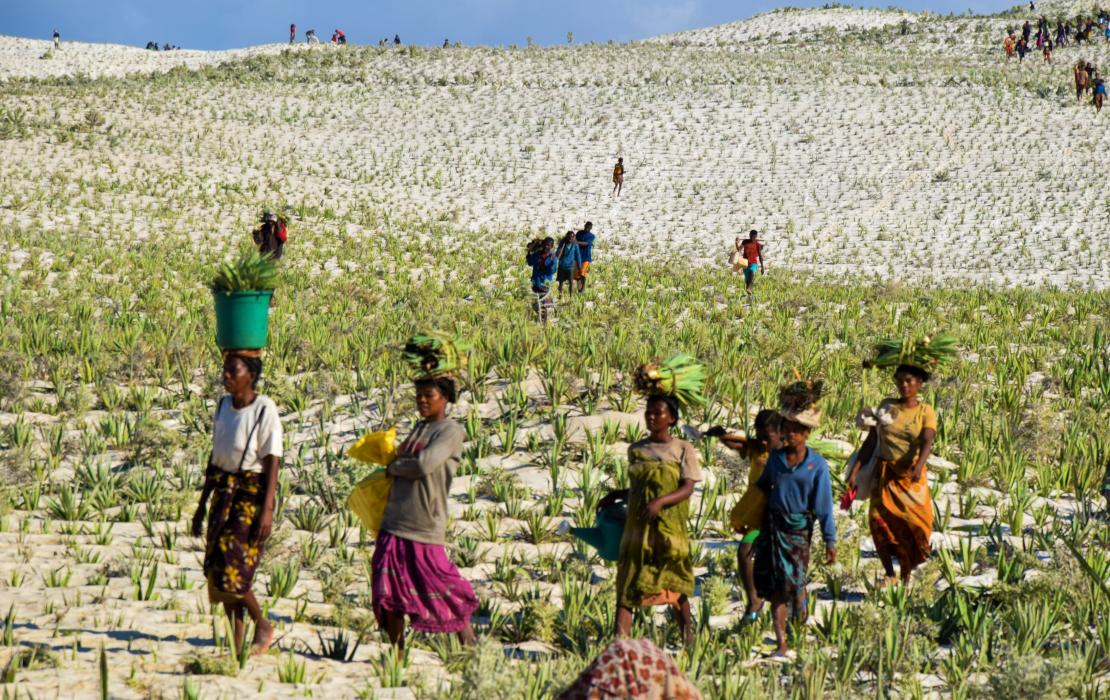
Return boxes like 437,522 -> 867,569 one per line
1003,31 -> 1016,59
740,230 -> 765,298
706,410 -> 782,624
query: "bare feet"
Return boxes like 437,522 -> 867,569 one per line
251,620 -> 274,656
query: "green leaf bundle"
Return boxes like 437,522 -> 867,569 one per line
210,249 -> 277,293
868,332 -> 958,374
633,353 -> 706,410
402,331 -> 470,379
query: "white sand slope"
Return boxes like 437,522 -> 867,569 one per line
0,36 -> 304,80
649,8 -> 918,45
3,5 -> 1110,289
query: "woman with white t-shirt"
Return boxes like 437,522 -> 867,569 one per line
191,350 -> 283,656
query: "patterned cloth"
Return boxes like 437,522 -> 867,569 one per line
869,459 -> 933,570
204,470 -> 266,602
371,531 -> 478,633
869,399 -> 936,570
753,510 -> 813,605
1102,461 -> 1110,496
616,440 -> 698,609
557,639 -> 703,700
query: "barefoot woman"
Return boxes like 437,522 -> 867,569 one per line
372,333 -> 478,651
193,350 -> 283,655
848,334 -> 955,585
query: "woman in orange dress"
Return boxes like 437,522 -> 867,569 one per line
848,363 -> 938,585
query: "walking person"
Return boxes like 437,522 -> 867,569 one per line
846,334 -> 955,586
597,355 -> 706,646
1042,38 -> 1053,63
740,230 -> 765,298
1077,60 -> 1090,100
1003,31 -> 1016,59
52,29 -> 60,50
554,230 -> 582,300
754,379 -> 835,658
372,334 -> 478,652
252,210 -> 286,261
289,23 -> 296,45
526,237 -> 557,322
1095,72 -> 1106,113
1016,37 -> 1029,63
574,221 -> 596,293
192,351 -> 283,657
612,157 -> 625,197
706,410 -> 782,626
305,29 -> 319,44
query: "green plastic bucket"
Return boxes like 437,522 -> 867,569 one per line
212,290 -> 273,350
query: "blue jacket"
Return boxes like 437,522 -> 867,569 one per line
756,447 -> 836,544
527,250 -> 556,290
555,239 -> 582,270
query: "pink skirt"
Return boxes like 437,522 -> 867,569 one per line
371,531 -> 478,633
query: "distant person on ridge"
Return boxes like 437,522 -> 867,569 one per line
394,34 -> 402,46
290,24 -> 297,45
740,230 -> 765,298
574,221 -> 596,293
612,157 -> 625,196
306,29 -> 319,44
335,29 -> 347,45
52,30 -> 60,50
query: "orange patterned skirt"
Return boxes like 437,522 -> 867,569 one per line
868,460 -> 933,571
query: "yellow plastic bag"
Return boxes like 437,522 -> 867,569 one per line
347,428 -> 398,466
347,469 -> 393,536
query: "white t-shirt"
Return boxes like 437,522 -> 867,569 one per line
211,395 -> 283,474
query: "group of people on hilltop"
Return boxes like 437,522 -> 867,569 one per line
144,41 -> 180,51
1005,12 -> 1110,65
525,222 -> 596,322
289,24 -> 403,47
193,315 -> 952,671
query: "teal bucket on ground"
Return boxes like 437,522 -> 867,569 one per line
212,290 -> 273,350
571,503 -> 627,562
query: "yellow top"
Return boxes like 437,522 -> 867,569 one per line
729,442 -> 770,533
876,398 -> 937,470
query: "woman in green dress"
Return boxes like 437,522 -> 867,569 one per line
597,355 -> 705,645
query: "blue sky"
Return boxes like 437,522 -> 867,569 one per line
3,1 -> 1015,50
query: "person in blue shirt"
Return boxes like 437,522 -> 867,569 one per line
526,237 -> 557,322
554,230 -> 582,300
574,222 -> 596,293
754,380 -> 835,658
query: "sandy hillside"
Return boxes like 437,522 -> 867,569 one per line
1,3 -> 1110,698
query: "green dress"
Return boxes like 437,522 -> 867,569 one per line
616,438 -> 702,609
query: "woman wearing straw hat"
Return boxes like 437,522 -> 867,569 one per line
754,379 -> 835,658
371,333 -> 478,652
847,333 -> 954,586
192,349 -> 283,656
597,354 -> 705,646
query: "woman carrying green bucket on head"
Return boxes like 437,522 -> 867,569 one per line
596,354 -> 705,646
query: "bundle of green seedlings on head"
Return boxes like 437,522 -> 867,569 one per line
402,331 -> 469,380
866,332 -> 957,374
209,249 -> 277,293
632,353 -> 706,411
